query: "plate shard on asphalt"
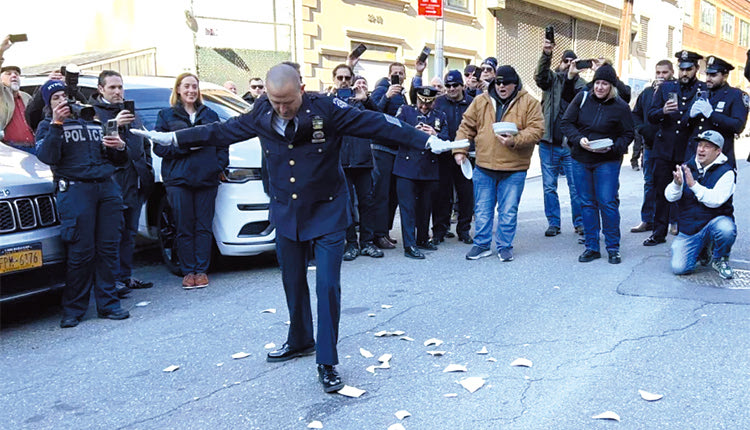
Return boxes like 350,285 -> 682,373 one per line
338,385 -> 366,398
510,358 -> 533,367
261,308 -> 276,314
476,346 -> 488,355
639,390 -> 663,401
360,348 -> 374,358
163,365 -> 179,372
307,420 -> 323,429
400,336 -> 414,341
135,301 -> 150,307
459,377 -> 486,393
387,424 -> 405,430
443,364 -> 467,373
263,343 -> 276,349
381,304 -> 393,309
366,365 -> 377,374
427,350 -> 446,356
395,410 -> 411,420
444,393 -> 458,398
592,411 -> 620,421
375,330 -> 405,337
424,338 -> 444,347
232,352 -> 251,359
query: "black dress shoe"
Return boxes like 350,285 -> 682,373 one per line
458,233 -> 473,244
317,364 -> 344,393
359,242 -> 384,258
127,278 -> 153,289
578,249 -> 601,262
375,236 -> 396,249
643,236 -> 666,246
60,317 -> 80,328
387,235 -> 398,244
266,343 -> 315,362
98,309 -> 130,320
630,222 -> 653,233
608,251 -> 622,264
445,232 -> 456,239
404,246 -> 425,259
116,285 -> 132,299
433,235 -> 445,244
416,240 -> 438,251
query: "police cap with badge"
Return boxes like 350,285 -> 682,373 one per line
675,50 -> 703,69
705,55 -> 734,74
416,86 -> 439,103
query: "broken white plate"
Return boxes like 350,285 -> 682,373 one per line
443,364 -> 467,373
487,357 -> 497,362
307,420 -> 323,429
381,304 -> 393,309
444,393 -> 458,398
638,390 -> 664,401
510,358 -> 533,367
424,338 -> 444,347
368,313 -> 376,317
135,301 -> 150,307
260,308 -> 276,314
459,377 -> 486,393
461,159 -> 473,180
366,365 -> 377,374
163,365 -> 180,372
338,385 -> 366,398
375,330 -> 404,337
592,411 -> 620,421
395,410 -> 411,420
264,343 -> 276,349
427,350 -> 446,356
232,352 -> 250,359
400,336 -> 414,342
360,348 -> 374,358
378,361 -> 391,369
216,363 -> 224,367
378,354 -> 392,363
476,346 -> 488,355
387,424 -> 405,430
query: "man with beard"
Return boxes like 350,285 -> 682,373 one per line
0,36 -> 34,154
687,55 -> 748,168
645,51 -> 707,246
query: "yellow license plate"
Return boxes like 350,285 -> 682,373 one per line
0,244 -> 43,274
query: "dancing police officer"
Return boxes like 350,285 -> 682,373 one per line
35,79 -> 130,328
687,55 -> 749,167
132,64 -> 461,393
395,86 -> 448,259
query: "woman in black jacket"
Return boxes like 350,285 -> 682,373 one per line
561,65 -> 635,265
154,73 -> 228,289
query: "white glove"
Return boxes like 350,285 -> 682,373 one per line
689,101 -> 702,118
131,129 -> 177,146
692,99 -> 713,118
426,136 -> 470,154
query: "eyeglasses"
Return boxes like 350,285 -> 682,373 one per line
561,59 -> 572,64
482,67 -> 494,73
335,75 -> 352,81
250,85 -> 264,89
494,79 -> 514,86
445,83 -> 462,88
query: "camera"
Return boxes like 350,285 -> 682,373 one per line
104,119 -> 119,137
575,59 -> 594,69
63,64 -> 95,121
545,26 -> 555,44
417,46 -> 431,64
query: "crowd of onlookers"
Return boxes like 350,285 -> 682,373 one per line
2,31 -> 748,330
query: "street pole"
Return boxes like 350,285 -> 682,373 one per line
435,17 -> 445,80
617,0 -> 634,79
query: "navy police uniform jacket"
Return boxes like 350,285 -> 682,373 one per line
172,93 -> 431,242
647,79 -> 707,162
154,103 -> 228,188
688,84 -> 749,167
36,117 -> 128,179
393,105 -> 448,181
338,95 -> 379,169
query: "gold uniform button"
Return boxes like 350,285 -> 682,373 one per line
289,160 -> 295,166
290,177 -> 296,183
699,126 -> 703,130
292,193 -> 298,200
675,130 -> 680,134
405,156 -> 410,160
288,144 -> 294,149
677,120 -> 681,124
318,148 -> 323,153
329,196 -> 333,200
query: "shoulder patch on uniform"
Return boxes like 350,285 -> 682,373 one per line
384,114 -> 401,127
332,97 -> 349,109
743,93 -> 749,108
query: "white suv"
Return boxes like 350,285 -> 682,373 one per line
21,75 -> 275,276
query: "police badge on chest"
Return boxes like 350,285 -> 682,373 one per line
311,116 -> 325,144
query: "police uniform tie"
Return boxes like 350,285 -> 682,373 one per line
284,120 -> 295,141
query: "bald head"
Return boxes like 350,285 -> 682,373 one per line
266,64 -> 304,120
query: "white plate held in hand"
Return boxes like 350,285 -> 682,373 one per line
461,160 -> 473,179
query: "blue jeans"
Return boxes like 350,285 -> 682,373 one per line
539,142 -> 582,229
640,147 -> 655,223
572,159 -> 621,253
472,167 -> 527,252
671,216 -> 736,275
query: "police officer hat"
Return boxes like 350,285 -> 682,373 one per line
0,65 -> 21,74
674,50 -> 703,69
705,55 -> 734,74
697,130 -> 724,150
416,86 -> 439,102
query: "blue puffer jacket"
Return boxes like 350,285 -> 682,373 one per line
154,103 -> 228,188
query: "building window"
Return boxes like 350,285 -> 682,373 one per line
638,17 -> 650,53
721,11 -> 735,41
741,21 -> 750,47
684,0 -> 694,25
700,1 -> 716,34
446,0 -> 469,9
667,26 -> 674,55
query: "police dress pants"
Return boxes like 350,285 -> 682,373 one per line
451,158 -> 474,235
344,167 -> 376,245
432,152 -> 455,239
652,158 -> 679,239
371,148 -> 398,239
167,185 -> 218,275
57,180 -> 123,319
396,177 -> 437,249
117,203 -> 141,282
276,230 -> 346,365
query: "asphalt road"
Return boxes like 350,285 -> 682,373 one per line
2,144 -> 749,430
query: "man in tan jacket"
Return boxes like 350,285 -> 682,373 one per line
454,65 -> 544,262
0,36 -> 34,153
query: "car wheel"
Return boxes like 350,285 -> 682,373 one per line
157,195 -> 182,276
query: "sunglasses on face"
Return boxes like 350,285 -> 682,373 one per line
335,75 -> 352,81
561,59 -> 572,64
494,79 -> 513,86
250,85 -> 264,89
445,83 -> 462,88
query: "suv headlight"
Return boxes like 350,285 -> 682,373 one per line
220,168 -> 262,183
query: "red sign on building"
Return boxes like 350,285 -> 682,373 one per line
418,0 -> 443,18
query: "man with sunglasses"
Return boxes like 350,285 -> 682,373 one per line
242,77 -> 265,107
432,70 -> 474,244
534,38 -> 586,240
454,65 -> 544,262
